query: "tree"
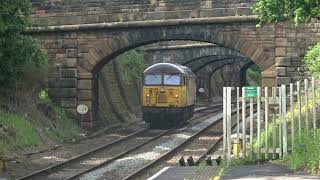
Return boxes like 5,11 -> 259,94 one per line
254,0 -> 320,76
0,0 -> 46,90
254,0 -> 320,24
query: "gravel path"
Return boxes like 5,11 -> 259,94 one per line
78,111 -> 224,180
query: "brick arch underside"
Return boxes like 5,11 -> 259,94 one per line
77,24 -> 273,129
206,61 -> 252,98
80,25 -> 272,74
189,56 -> 250,98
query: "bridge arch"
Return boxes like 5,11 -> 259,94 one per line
79,25 -> 271,75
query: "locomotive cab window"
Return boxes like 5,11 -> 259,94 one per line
144,74 -> 162,85
164,75 -> 181,85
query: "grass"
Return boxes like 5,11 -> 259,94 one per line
0,111 -> 39,153
45,105 -> 81,141
0,103 -> 81,154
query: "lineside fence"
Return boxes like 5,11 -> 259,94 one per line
222,77 -> 319,163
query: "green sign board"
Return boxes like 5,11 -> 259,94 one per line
244,86 -> 258,98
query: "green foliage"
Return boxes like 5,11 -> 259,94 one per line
0,0 -> 46,89
246,64 -> 262,86
47,105 -> 81,141
254,0 -> 320,24
118,50 -> 145,84
38,89 -> 51,104
285,129 -> 320,174
0,111 -> 39,153
304,43 -> 320,77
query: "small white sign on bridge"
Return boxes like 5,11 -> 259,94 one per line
77,104 -> 88,115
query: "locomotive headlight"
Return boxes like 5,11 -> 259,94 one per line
175,94 -> 179,98
146,94 -> 150,102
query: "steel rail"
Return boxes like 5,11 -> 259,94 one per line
68,107 -> 223,179
18,105 -> 222,180
122,109 -> 228,180
195,110 -> 250,165
122,105 -> 244,180
17,128 -> 148,180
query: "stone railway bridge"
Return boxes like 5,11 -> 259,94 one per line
29,0 -> 320,129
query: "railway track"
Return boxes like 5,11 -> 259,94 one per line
17,104 -> 223,180
123,106 -> 247,180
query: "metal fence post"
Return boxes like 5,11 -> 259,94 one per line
281,85 -> 288,157
250,98 -> 254,158
242,87 -> 246,157
236,87 -> 240,157
257,87 -> 261,159
223,87 -> 227,159
297,81 -> 301,137
265,87 -> 269,159
272,87 -> 277,159
305,79 -> 309,133
312,77 -> 316,138
227,87 -> 232,163
290,83 -> 294,153
279,87 -> 282,159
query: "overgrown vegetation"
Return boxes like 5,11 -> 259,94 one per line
246,64 -> 262,86
0,0 -> 46,91
118,49 -> 145,84
254,0 -> 320,24
251,89 -> 320,175
0,1 -> 81,155
304,43 -> 320,77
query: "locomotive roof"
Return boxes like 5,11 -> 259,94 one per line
144,63 -> 195,77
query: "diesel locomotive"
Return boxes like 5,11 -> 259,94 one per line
142,63 -> 196,128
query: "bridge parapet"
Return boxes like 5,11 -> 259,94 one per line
31,0 -> 255,26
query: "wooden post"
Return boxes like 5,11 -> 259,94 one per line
272,87 -> 277,159
290,83 -> 294,153
236,87 -> 240,157
312,77 -> 316,138
281,85 -> 288,157
250,98 -> 254,158
257,87 -> 261,160
279,87 -> 282,159
242,87 -> 246,157
227,87 -> 232,162
305,79 -> 309,133
265,87 -> 269,159
223,87 -> 227,159
297,81 -> 301,137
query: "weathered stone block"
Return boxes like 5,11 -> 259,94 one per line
275,47 -> 286,57
78,80 -> 92,90
59,58 -> 77,68
78,90 -> 93,100
276,77 -> 292,85
49,78 -> 77,88
276,67 -> 286,76
275,57 -> 291,67
61,68 -> 77,78
262,77 -> 276,87
275,38 -> 288,46
67,49 -> 78,58
48,88 -> 77,98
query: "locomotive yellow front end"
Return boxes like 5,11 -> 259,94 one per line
142,63 -> 196,128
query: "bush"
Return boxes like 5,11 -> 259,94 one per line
304,43 -> 320,77
0,0 -> 47,91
